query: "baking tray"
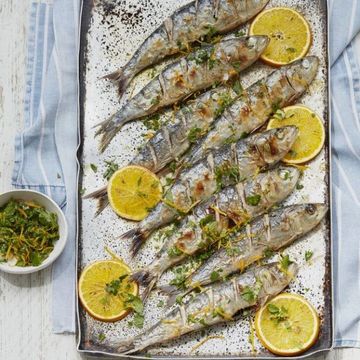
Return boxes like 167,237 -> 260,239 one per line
76,0 -> 333,358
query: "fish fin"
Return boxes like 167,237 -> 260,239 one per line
103,68 -> 133,97
118,228 -> 148,257
95,113 -> 126,153
141,277 -> 158,301
82,186 -> 109,216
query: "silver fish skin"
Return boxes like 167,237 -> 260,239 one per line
84,57 -> 317,213
131,166 -> 300,299
115,262 -> 298,354
186,56 -> 319,164
84,86 -> 238,214
121,126 -> 298,256
131,86 -> 238,172
165,203 -> 327,302
96,36 -> 269,152
105,0 -> 269,97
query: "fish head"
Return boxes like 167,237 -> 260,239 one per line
256,262 -> 299,298
286,56 -> 319,93
292,203 -> 328,232
254,126 -> 299,165
244,35 -> 270,57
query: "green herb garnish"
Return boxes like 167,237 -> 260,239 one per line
167,246 -> 183,258
103,160 -> 119,180
143,114 -> 161,131
241,287 -> 256,303
98,333 -> 106,342
125,294 -> 144,329
279,254 -> 293,272
215,92 -> 234,117
210,270 -> 220,282
0,199 -> 59,267
90,163 -> 98,173
267,303 -> 289,323
105,274 -> 128,296
187,126 -> 203,143
245,194 -> 261,206
305,250 -> 313,262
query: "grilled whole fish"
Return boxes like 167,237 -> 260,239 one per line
105,0 -> 269,97
84,86 -> 238,214
164,203 -> 327,304
186,56 -> 319,164
85,57 -> 317,213
132,166 -> 300,299
96,36 -> 269,152
115,262 -> 298,354
121,126 -> 298,255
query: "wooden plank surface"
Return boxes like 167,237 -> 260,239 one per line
0,1 -> 359,359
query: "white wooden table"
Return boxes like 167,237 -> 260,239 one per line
1,2 -> 360,359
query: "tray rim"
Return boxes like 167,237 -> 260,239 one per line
75,0 -> 334,357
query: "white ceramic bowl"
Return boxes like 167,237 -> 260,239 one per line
0,189 -> 68,274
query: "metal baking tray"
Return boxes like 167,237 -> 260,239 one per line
76,0 -> 333,358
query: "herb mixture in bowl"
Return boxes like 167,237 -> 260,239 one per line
0,198 -> 59,267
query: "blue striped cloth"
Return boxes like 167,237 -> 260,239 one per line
11,0 -> 360,344
12,0 -> 80,333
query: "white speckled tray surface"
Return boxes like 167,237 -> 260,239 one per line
77,0 -> 332,358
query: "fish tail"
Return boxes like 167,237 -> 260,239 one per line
95,113 -> 126,153
82,186 -> 109,216
132,272 -> 159,301
103,68 -> 133,97
119,228 -> 149,257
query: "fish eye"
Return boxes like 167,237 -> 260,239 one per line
305,204 -> 316,215
275,128 -> 285,140
302,58 -> 310,69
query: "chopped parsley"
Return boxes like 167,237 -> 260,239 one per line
263,248 -> 275,258
210,270 -> 220,282
169,161 -> 177,173
157,300 -> 164,308
245,194 -> 261,206
235,29 -> 246,37
167,245 -> 183,258
267,303 -> 289,323
98,333 -> 106,342
286,47 -> 297,53
103,160 -> 119,180
279,254 -> 293,272
271,99 -> 282,113
273,109 -> 286,120
0,199 -> 59,267
125,294 -> 144,329
143,114 -> 161,131
215,162 -> 240,191
241,286 -> 256,303
187,126 -> 203,143
90,163 -> 98,173
199,214 -> 216,228
188,48 -> 210,64
305,250 -> 313,262
105,274 -> 128,296
296,182 -> 304,190
215,92 -> 234,117
232,79 -> 243,95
